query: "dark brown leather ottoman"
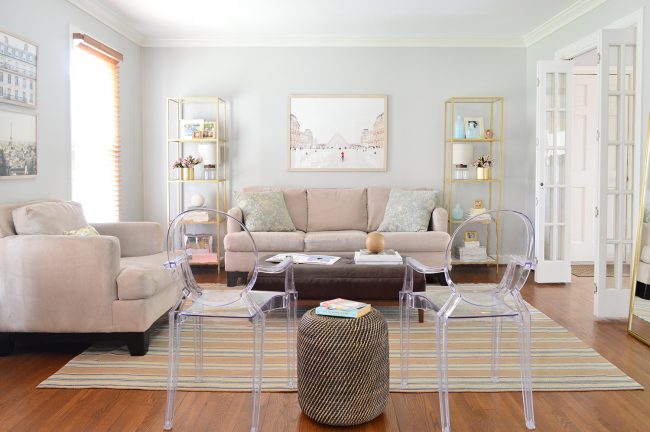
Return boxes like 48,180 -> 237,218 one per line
254,256 -> 426,300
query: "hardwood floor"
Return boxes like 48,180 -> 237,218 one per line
1,269 -> 650,431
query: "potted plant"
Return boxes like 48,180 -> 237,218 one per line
473,155 -> 493,180
172,155 -> 203,180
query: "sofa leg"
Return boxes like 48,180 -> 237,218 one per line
227,271 -> 248,287
0,333 -> 14,356
124,330 -> 150,356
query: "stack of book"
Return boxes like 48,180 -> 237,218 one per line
354,249 -> 403,265
465,211 -> 491,223
315,298 -> 371,318
457,245 -> 487,261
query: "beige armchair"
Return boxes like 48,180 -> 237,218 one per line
0,201 -> 180,356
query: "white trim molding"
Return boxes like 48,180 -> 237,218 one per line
66,0 -> 145,45
524,0 -> 608,46
142,36 -> 525,48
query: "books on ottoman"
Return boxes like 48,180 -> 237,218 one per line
316,298 -> 371,318
354,249 -> 402,265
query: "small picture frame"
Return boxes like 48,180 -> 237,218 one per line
464,231 -> 478,242
203,121 -> 216,138
473,199 -> 484,209
192,131 -> 202,139
464,117 -> 484,139
180,119 -> 204,139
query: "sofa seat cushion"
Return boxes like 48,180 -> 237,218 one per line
117,253 -> 176,301
380,231 -> 450,252
304,230 -> 367,252
225,231 -> 305,252
641,246 -> 650,264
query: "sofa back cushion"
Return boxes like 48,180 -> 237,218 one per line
367,187 -> 438,232
12,201 -> 88,235
307,188 -> 368,232
0,199 -> 61,238
242,187 -> 307,231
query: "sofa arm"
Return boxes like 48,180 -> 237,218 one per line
227,207 -> 243,233
0,235 -> 121,332
432,207 -> 448,232
92,222 -> 163,257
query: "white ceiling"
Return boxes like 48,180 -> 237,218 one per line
68,0 -> 608,47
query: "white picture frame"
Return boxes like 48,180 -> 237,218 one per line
0,108 -> 37,178
179,119 -> 204,139
464,116 -> 485,139
0,29 -> 38,108
288,95 -> 387,172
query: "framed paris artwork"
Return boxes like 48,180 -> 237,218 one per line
0,109 -> 37,178
0,29 -> 38,108
288,95 -> 387,172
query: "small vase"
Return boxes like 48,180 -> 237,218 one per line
453,115 -> 465,139
181,167 -> 195,181
452,204 -> 464,221
476,167 -> 490,180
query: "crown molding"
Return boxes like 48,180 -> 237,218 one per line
66,0 -> 145,45
142,36 -> 526,48
523,0 -> 608,46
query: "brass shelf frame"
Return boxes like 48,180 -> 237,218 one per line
166,97 -> 229,271
443,96 -> 504,267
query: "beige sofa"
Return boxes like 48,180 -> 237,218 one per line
224,187 -> 450,285
0,200 -> 180,356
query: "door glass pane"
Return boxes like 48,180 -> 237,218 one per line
609,45 -> 620,91
623,144 -> 633,191
625,194 -> 633,240
558,73 -> 566,109
625,95 -> 635,141
545,187 -> 555,223
545,150 -> 554,185
557,110 -> 566,148
546,110 -> 555,147
557,225 -> 565,260
608,95 -> 619,141
605,244 -> 616,289
557,187 -> 565,223
606,194 -> 615,240
546,72 -> 555,109
555,149 -> 565,184
624,45 -> 635,91
544,226 -> 554,261
607,145 -> 617,189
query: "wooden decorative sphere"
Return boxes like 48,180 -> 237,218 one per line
366,232 -> 386,253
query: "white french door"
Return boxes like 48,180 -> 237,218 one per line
535,61 -> 573,283
594,28 -> 637,318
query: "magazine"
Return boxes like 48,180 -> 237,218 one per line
265,253 -> 340,265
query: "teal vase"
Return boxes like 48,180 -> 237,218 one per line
453,115 -> 465,139
452,204 -> 464,220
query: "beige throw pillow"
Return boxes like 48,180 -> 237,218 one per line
12,201 -> 88,235
377,189 -> 437,232
236,191 -> 296,232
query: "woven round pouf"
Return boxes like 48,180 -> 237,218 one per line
297,308 -> 389,426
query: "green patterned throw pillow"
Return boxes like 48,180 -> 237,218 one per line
236,191 -> 296,232
63,225 -> 100,236
377,189 -> 437,232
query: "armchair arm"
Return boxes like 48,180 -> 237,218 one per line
92,222 -> 163,257
432,207 -> 448,232
0,235 -> 121,332
227,207 -> 243,233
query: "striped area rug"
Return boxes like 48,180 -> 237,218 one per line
633,297 -> 650,324
39,289 -> 642,393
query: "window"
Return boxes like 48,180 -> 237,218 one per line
71,33 -> 123,222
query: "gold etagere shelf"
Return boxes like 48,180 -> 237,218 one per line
166,97 -> 228,270
443,96 -> 504,266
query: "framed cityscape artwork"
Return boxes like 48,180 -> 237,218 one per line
0,109 -> 37,178
288,95 -> 387,171
0,29 -> 38,108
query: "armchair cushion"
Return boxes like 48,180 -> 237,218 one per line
12,201 -> 87,235
117,253 -> 176,300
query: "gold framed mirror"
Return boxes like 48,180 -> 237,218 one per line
628,115 -> 650,344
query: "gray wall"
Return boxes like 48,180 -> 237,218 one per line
142,47 -> 527,226
0,0 -> 143,221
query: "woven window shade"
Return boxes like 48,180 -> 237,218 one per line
71,34 -> 122,222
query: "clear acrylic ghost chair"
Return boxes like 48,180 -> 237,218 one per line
163,209 -> 297,432
400,210 -> 535,431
